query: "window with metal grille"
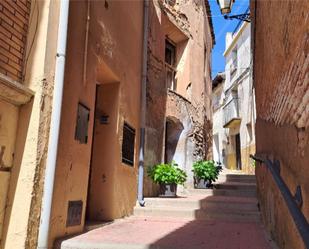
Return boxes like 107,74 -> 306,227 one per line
66,200 -> 83,227
122,122 -> 135,166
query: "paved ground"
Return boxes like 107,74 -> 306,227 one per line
60,171 -> 278,249
61,216 -> 276,249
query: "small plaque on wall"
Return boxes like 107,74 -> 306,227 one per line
66,200 -> 83,227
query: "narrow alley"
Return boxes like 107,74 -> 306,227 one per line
0,0 -> 308,249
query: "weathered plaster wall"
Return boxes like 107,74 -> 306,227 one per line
1,0 -> 60,248
166,91 -> 195,188
252,0 -> 309,248
144,0 -> 214,194
0,100 -> 18,241
49,1 -> 143,247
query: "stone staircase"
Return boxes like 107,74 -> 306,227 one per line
60,172 -> 278,249
134,173 -> 260,222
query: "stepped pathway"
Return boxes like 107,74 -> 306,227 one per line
60,171 -> 277,249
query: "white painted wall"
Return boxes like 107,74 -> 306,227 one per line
212,22 -> 256,169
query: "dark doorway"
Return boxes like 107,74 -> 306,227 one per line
235,133 -> 242,170
86,82 -> 120,222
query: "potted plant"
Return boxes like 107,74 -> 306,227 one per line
147,161 -> 187,197
192,160 -> 222,189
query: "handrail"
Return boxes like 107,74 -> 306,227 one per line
250,154 -> 309,248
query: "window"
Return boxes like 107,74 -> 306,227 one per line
75,103 -> 90,144
230,47 -> 237,79
122,122 -> 136,166
165,39 -> 177,91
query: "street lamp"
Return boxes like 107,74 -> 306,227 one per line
217,0 -> 235,14
217,0 -> 251,22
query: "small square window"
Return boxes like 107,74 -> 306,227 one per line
75,103 -> 90,144
122,122 -> 136,166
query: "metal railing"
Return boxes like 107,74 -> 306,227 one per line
223,97 -> 240,126
232,7 -> 250,35
250,154 -> 309,248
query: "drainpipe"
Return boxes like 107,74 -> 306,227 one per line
37,0 -> 70,248
137,0 -> 149,207
83,0 -> 90,87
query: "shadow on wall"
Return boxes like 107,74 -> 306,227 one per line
1,99 -> 33,247
86,82 -> 120,222
165,116 -> 184,163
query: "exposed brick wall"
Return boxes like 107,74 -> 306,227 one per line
252,0 -> 309,248
0,0 -> 31,82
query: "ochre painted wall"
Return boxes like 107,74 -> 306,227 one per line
226,153 -> 236,170
1,0 -> 60,248
49,1 -> 143,246
241,144 -> 255,174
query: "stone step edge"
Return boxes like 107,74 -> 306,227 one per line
134,206 -> 260,214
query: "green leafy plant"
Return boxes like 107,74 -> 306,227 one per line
192,160 -> 221,184
147,161 -> 187,185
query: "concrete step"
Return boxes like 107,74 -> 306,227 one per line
188,188 -> 257,198
143,196 -> 259,212
214,181 -> 257,191
216,174 -> 256,184
134,206 -> 260,222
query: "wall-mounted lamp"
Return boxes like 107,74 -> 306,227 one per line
217,0 -> 251,22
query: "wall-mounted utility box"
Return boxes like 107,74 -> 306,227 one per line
66,200 -> 83,227
75,103 -> 90,144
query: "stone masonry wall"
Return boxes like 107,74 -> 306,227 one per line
252,0 -> 309,248
144,0 -> 214,194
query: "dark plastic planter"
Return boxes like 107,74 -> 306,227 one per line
194,178 -> 212,189
159,183 -> 177,197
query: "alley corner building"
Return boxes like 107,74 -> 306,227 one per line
0,0 -> 214,248
212,21 -> 256,174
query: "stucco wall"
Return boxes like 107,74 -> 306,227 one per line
252,0 -> 309,248
1,0 -> 60,248
49,1 -> 143,247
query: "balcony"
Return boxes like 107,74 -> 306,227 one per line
223,97 -> 241,128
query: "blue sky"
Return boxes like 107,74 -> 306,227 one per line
209,0 -> 249,78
